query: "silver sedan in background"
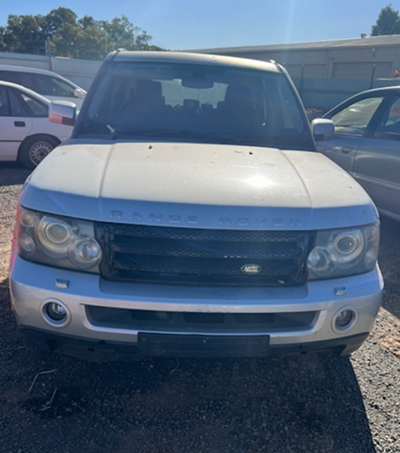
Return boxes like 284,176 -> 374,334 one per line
317,86 -> 400,221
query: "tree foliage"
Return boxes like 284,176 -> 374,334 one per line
0,7 -> 162,59
371,4 -> 400,35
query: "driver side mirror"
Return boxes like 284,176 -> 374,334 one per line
49,101 -> 77,126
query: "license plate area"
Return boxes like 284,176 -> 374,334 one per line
138,333 -> 270,358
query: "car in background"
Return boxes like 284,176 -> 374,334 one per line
0,81 -> 73,169
317,86 -> 400,222
0,64 -> 86,109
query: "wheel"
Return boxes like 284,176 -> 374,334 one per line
19,135 -> 60,169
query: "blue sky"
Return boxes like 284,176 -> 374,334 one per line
1,1 -> 398,50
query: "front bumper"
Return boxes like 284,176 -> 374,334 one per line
10,256 -> 384,360
20,327 -> 369,361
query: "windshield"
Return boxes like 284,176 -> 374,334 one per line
78,61 -> 312,149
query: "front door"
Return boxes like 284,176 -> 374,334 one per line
353,96 -> 400,218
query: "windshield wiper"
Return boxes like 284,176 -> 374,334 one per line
107,124 -> 118,139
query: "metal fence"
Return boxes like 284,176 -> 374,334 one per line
293,76 -> 400,113
2,51 -> 400,110
0,51 -> 101,90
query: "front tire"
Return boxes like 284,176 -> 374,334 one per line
19,135 -> 60,169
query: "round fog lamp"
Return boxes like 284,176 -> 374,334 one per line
45,302 -> 67,321
334,308 -> 356,331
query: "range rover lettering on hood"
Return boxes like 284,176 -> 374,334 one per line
21,142 -> 377,230
109,211 -> 302,228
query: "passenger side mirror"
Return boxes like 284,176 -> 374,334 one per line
74,88 -> 86,99
311,118 -> 334,141
49,101 -> 77,126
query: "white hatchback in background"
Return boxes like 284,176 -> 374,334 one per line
0,64 -> 86,109
0,81 -> 74,169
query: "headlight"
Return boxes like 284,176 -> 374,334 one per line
69,238 -> 103,269
37,216 -> 73,259
17,207 -> 102,272
307,223 -> 379,280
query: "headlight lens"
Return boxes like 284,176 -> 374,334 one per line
37,216 -> 73,259
332,230 -> 364,263
307,223 -> 379,280
69,238 -> 102,269
17,207 -> 102,272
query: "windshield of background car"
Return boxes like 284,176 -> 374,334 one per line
330,96 -> 384,136
35,75 -> 78,98
78,61 -> 312,149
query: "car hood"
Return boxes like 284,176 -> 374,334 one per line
21,141 -> 378,230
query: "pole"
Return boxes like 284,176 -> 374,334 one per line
369,64 -> 376,89
45,38 -> 53,71
299,64 -> 305,98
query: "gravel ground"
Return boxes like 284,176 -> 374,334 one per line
0,162 -> 399,453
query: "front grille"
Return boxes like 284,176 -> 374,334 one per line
96,224 -> 315,286
86,306 -> 317,333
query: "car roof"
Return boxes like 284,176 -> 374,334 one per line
0,64 -> 84,90
0,64 -> 65,77
356,85 -> 400,95
0,80 -> 50,105
112,51 -> 281,73
322,84 -> 400,118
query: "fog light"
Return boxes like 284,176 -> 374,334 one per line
42,300 -> 70,326
333,307 -> 357,332
46,302 -> 66,321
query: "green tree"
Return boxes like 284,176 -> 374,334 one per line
0,26 -> 6,51
2,14 -> 46,54
0,8 -> 162,59
75,19 -> 110,59
41,7 -> 78,37
99,15 -> 136,50
371,4 -> 400,35
98,15 -> 159,51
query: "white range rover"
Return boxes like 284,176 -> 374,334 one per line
9,51 -> 383,361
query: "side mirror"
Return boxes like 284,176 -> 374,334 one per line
49,101 -> 77,126
311,118 -> 334,141
74,87 -> 86,99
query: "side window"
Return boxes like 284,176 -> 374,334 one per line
19,73 -> 37,91
0,71 -> 37,91
35,75 -> 76,97
0,86 -> 9,116
330,97 -> 384,136
0,71 -> 22,84
9,88 -> 48,117
374,96 -> 400,141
